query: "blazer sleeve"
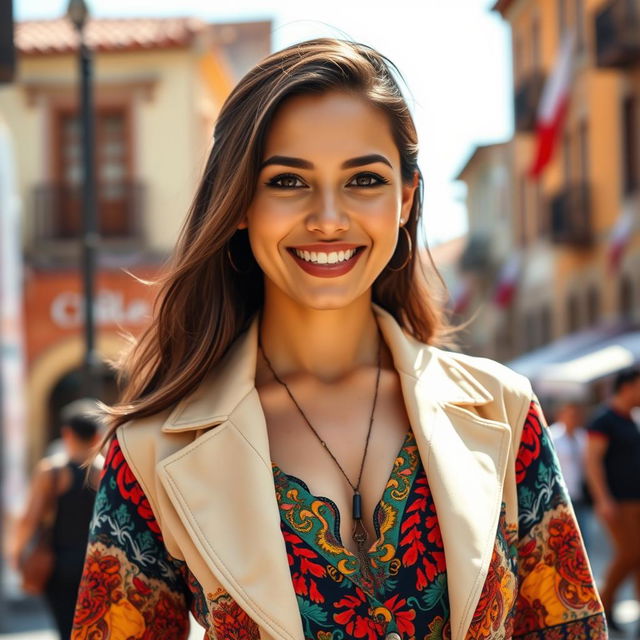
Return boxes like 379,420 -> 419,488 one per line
512,396 -> 607,639
71,436 -> 192,640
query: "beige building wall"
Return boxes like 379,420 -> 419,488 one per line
0,46 -> 224,252
493,0 -> 640,363
456,143 -> 514,359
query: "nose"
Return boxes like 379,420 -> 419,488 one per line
306,189 -> 349,235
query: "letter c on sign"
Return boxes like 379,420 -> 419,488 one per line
51,292 -> 82,328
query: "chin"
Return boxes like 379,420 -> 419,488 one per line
287,285 -> 372,312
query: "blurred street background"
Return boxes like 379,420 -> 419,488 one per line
1,0 -> 639,637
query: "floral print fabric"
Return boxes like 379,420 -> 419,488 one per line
71,399 -> 606,639
273,430 -> 450,640
71,438 -> 191,640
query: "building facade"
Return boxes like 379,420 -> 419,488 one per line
457,0 -> 639,399
0,17 -> 271,469
455,142 -> 514,359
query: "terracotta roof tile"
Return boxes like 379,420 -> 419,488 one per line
16,17 -> 207,55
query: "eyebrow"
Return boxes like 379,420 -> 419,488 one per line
259,153 -> 393,171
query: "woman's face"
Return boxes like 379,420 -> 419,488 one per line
243,90 -> 417,311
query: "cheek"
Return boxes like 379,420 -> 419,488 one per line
355,193 -> 403,241
246,197 -> 292,244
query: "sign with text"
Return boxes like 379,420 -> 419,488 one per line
24,268 -> 160,365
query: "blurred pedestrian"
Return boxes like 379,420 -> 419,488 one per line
549,401 -> 592,548
585,366 -> 640,633
9,399 -> 103,640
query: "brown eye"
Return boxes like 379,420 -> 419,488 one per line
266,174 -> 306,189
348,173 -> 389,188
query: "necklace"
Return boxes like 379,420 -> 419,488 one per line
259,334 -> 382,559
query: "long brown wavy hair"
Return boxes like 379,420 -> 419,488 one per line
102,38 -> 465,441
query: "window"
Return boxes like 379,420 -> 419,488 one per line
535,181 -> 547,237
540,305 -> 552,344
514,34 -> 523,85
586,285 -> 600,326
619,275 -> 634,317
519,177 -> 528,247
579,119 -> 589,183
563,129 -> 573,186
525,311 -> 537,351
575,0 -> 585,52
623,94 -> 639,195
557,0 -> 567,38
567,292 -> 580,332
53,106 -> 132,238
532,14 -> 541,70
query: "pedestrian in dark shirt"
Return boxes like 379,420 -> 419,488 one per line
585,366 -> 640,633
10,399 -> 103,640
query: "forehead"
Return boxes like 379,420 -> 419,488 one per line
263,90 -> 400,163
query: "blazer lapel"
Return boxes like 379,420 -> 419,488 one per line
157,319 -> 305,640
375,307 -> 512,640
157,305 -> 511,640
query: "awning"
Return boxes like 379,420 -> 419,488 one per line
505,321 -> 640,400
534,330 -> 640,398
505,321 -> 631,380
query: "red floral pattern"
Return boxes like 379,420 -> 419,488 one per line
106,437 -> 161,537
207,589 -> 260,640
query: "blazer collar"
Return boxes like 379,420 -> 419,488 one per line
158,304 -> 509,640
162,304 -> 494,434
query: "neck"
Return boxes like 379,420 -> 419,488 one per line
610,396 -> 633,417
259,287 -> 379,382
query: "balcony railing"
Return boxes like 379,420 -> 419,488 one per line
32,181 -> 145,246
595,0 -> 640,68
514,72 -> 545,133
549,183 -> 593,246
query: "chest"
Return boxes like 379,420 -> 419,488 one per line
258,369 -> 410,556
605,416 -> 640,453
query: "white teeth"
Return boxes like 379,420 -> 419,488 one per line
293,248 -> 358,264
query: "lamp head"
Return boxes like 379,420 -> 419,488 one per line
66,0 -> 89,31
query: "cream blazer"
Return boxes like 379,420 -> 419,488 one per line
117,304 -> 535,640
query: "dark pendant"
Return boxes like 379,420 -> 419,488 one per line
352,516 -> 368,546
352,492 -> 362,520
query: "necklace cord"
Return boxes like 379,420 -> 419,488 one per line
258,333 -> 382,497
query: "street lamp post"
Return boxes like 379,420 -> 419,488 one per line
67,0 -> 100,396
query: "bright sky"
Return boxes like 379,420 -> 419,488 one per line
15,0 -> 514,248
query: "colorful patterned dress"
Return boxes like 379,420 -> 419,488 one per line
71,400 -> 607,639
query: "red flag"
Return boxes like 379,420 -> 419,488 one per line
492,254 -> 521,309
608,211 -> 634,273
528,31 -> 575,179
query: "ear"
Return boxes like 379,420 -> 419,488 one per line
237,216 -> 248,230
400,170 -> 419,224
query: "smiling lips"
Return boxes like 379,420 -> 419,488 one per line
287,243 -> 365,278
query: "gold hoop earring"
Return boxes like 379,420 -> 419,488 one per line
387,225 -> 413,272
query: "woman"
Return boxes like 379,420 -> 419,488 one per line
72,39 -> 606,640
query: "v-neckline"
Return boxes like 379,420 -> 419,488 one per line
271,428 -> 421,593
